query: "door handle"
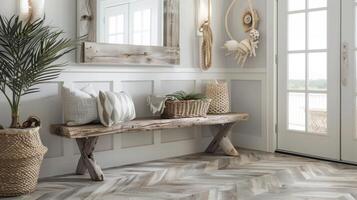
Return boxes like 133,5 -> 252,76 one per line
341,42 -> 349,87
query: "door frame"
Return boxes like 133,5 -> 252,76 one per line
341,0 -> 357,163
265,0 -> 284,154
266,0 -> 278,153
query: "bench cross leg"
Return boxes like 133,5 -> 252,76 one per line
76,137 -> 104,181
205,122 -> 239,156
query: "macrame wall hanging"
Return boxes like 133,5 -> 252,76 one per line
223,0 -> 260,67
199,0 -> 213,71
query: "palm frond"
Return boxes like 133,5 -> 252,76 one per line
0,15 -> 76,128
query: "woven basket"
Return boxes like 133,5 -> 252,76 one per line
0,127 -> 47,197
205,81 -> 230,114
162,99 -> 211,119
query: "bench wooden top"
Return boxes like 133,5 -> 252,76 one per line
51,113 -> 249,139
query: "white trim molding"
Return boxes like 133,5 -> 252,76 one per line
266,0 -> 278,152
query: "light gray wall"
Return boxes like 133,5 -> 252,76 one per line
0,0 -> 269,177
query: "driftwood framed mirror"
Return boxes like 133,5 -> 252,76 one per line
77,0 -> 180,65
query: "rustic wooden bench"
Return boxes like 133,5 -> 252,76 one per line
51,113 -> 249,181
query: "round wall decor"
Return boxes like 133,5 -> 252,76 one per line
223,0 -> 260,67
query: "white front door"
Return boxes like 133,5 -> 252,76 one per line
277,0 -> 341,160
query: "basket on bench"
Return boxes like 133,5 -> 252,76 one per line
161,99 -> 211,119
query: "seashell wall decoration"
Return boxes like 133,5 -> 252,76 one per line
242,9 -> 260,32
223,0 -> 260,67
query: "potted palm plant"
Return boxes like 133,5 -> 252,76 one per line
0,16 -> 74,197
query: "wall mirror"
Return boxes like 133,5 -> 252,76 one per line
77,0 -> 180,65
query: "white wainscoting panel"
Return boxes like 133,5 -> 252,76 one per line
0,66 -> 268,178
121,132 -> 155,148
72,81 -> 114,153
161,128 -> 196,143
202,126 -> 219,138
231,75 -> 267,151
232,80 -> 262,137
21,83 -> 64,159
160,80 -> 197,143
121,80 -> 155,148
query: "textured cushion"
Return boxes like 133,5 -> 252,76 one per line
62,85 -> 98,126
97,91 -> 136,127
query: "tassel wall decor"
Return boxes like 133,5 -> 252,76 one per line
199,0 -> 213,71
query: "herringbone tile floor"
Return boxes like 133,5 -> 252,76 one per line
5,150 -> 357,200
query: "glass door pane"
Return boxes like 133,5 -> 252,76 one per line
286,0 -> 328,135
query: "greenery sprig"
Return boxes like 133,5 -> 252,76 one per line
166,91 -> 207,101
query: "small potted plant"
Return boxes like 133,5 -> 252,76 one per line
162,91 -> 211,119
0,16 -> 74,197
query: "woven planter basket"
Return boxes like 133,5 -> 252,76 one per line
205,81 -> 230,114
162,99 -> 211,119
0,127 -> 47,197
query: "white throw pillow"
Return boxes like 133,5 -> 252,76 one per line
62,85 -> 98,126
97,91 -> 136,127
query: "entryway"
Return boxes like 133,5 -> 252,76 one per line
277,0 -> 357,163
